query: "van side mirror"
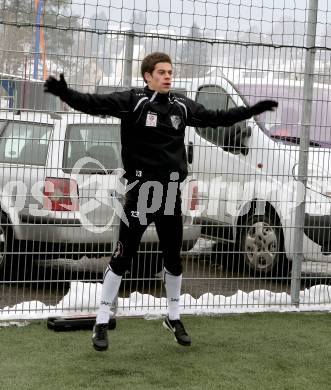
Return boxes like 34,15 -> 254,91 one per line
240,124 -> 252,155
222,122 -> 251,155
187,141 -> 193,164
241,124 -> 252,155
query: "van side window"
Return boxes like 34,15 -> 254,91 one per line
0,121 -> 51,165
195,85 -> 237,146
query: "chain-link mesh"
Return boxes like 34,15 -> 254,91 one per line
1,0 -> 331,319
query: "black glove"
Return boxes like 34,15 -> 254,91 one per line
44,73 -> 68,97
249,100 -> 278,116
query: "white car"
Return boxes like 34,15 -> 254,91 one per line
0,111 -> 201,278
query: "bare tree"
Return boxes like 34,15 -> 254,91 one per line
178,23 -> 210,78
0,0 -> 80,77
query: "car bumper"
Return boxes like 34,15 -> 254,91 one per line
15,214 -> 201,250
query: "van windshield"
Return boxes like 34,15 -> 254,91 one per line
235,83 -> 331,148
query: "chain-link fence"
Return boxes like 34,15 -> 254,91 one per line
1,0 -> 331,320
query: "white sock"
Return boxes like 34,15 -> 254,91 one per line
96,266 -> 122,324
164,268 -> 182,321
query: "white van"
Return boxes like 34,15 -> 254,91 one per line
172,75 -> 331,275
96,75 -> 331,276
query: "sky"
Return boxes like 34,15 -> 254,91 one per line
69,0 -> 331,39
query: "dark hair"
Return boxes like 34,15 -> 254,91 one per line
141,52 -> 172,82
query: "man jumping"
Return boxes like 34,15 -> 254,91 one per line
44,52 -> 277,350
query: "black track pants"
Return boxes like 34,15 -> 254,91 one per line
109,180 -> 183,276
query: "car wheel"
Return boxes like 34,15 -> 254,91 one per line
240,212 -> 288,276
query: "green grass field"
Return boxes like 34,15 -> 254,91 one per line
0,313 -> 330,390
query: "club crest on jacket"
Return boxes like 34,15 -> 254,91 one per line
170,115 -> 181,130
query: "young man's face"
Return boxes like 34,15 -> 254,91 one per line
144,62 -> 173,93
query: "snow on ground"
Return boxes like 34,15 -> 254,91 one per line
0,282 -> 330,320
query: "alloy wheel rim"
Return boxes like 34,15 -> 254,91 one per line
245,221 -> 278,271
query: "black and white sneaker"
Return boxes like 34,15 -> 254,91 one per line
92,323 -> 108,351
163,316 -> 191,346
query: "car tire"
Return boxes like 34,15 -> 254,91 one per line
239,212 -> 289,276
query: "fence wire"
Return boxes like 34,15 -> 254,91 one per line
1,0 -> 331,319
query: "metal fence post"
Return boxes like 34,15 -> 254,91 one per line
290,0 -> 318,306
123,30 -> 134,87
112,29 -> 133,312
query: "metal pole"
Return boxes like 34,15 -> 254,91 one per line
123,30 -> 134,87
33,0 -> 44,79
22,55 -> 27,109
115,28 -> 133,311
290,0 -> 318,306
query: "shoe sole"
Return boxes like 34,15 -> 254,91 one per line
92,339 -> 108,351
92,343 -> 108,351
162,321 -> 191,346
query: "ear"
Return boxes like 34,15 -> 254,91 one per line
144,72 -> 152,82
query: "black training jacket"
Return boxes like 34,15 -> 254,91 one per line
61,86 -> 253,182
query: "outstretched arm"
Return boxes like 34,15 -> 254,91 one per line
186,98 -> 278,128
44,74 -> 132,119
